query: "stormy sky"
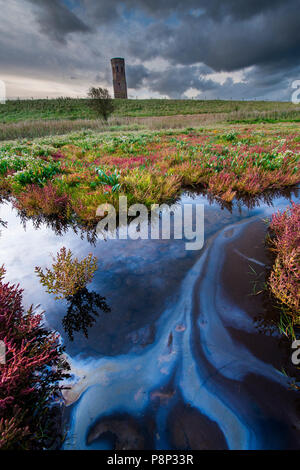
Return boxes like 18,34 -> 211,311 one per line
0,0 -> 299,100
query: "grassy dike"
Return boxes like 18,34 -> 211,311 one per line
0,98 -> 299,122
0,98 -> 299,141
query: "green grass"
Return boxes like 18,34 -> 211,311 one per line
113,99 -> 300,118
1,98 -> 300,123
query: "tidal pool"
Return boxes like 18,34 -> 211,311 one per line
0,189 -> 299,450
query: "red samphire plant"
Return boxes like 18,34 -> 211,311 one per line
267,202 -> 300,328
14,182 -> 71,218
0,266 -> 69,450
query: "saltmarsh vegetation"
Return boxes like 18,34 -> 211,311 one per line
266,203 -> 300,338
35,247 -> 98,299
0,125 -> 298,227
0,266 -> 69,450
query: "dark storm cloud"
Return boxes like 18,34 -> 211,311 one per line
27,0 -> 91,42
126,64 -> 150,89
80,0 -> 121,24
20,0 -> 300,73
139,65 -> 215,97
126,0 -> 300,71
77,0 -> 300,97
21,0 -> 300,74
82,0 -> 286,21
188,0 -> 285,21
130,60 -> 300,100
1,0 -> 299,99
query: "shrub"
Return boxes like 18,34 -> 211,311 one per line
87,87 -> 114,122
221,131 -> 238,142
96,167 -> 121,192
267,202 -> 300,334
13,182 -> 71,218
12,161 -> 61,187
35,247 -> 98,299
0,266 -> 69,450
0,154 -> 31,176
123,171 -> 181,205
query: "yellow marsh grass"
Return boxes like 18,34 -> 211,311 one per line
0,107 -> 299,140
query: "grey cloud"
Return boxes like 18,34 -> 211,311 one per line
126,64 -> 150,88
81,0 -> 288,22
20,0 -> 300,75
128,0 -> 300,71
27,0 -> 91,42
136,61 -> 299,101
0,0 -> 299,100
142,65 -> 215,97
80,0 -> 120,24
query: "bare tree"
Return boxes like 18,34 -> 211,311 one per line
87,87 -> 114,121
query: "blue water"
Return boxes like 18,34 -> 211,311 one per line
0,189 -> 299,450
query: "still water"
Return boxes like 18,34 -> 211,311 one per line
0,190 -> 299,450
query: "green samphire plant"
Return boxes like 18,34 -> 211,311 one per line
96,167 -> 121,192
35,247 -> 98,299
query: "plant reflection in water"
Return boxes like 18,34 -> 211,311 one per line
62,287 -> 111,341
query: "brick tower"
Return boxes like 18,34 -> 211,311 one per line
111,58 -> 128,99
